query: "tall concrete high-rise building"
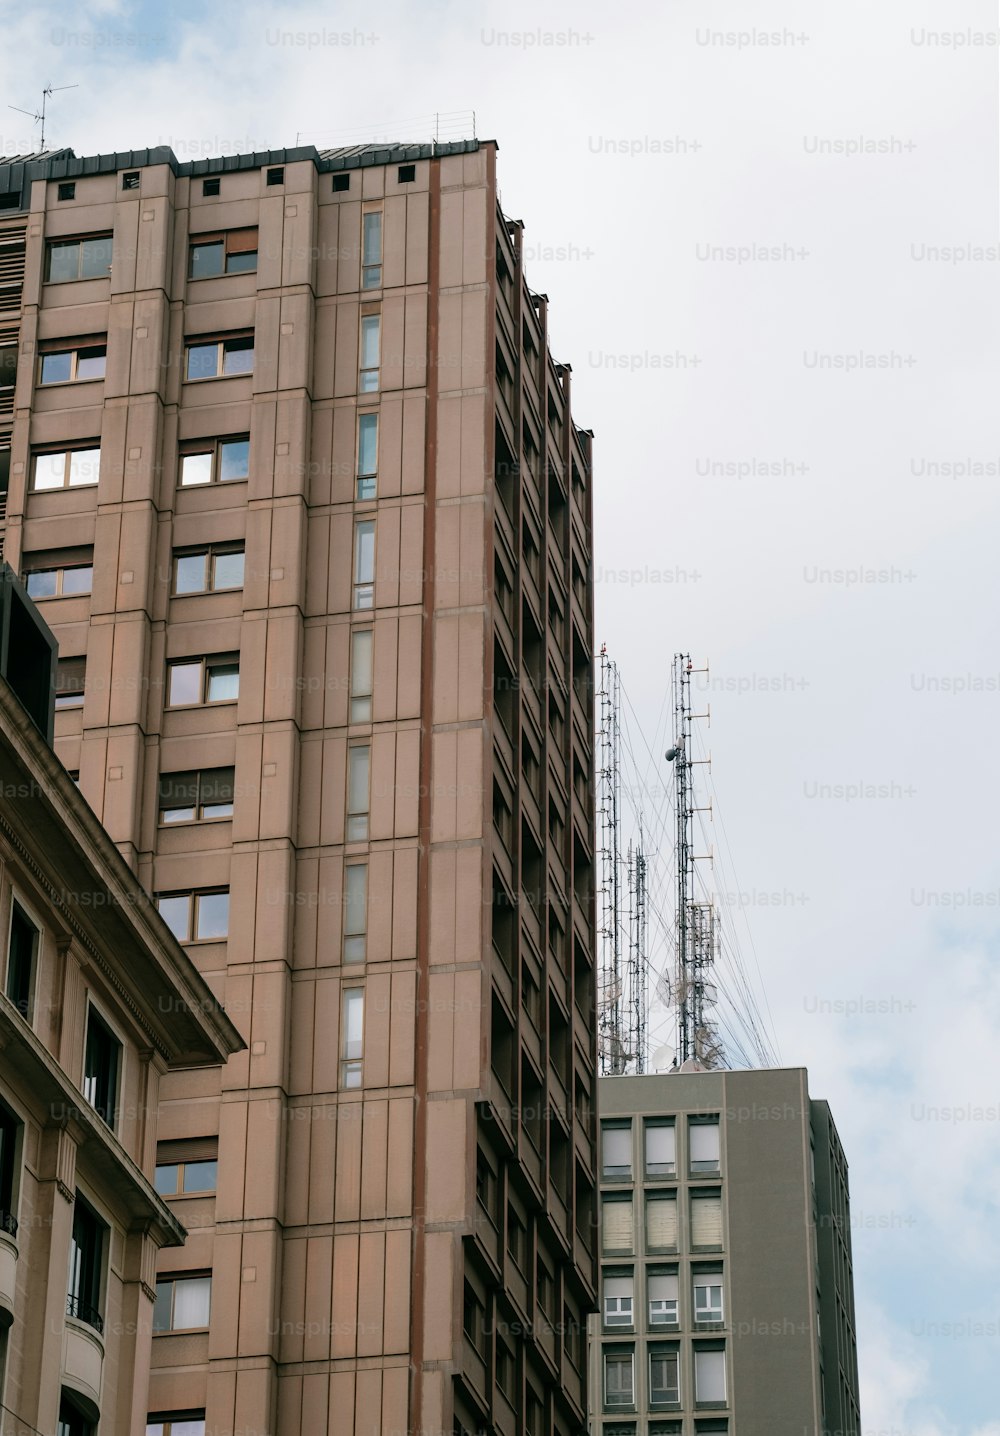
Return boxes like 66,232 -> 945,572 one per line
0,139 -> 598,1436
588,1068 -> 861,1436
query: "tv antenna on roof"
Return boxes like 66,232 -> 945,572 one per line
9,84 -> 78,151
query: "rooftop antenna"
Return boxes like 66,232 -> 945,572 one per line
9,83 -> 78,152
665,653 -> 724,1068
597,644 -> 627,1074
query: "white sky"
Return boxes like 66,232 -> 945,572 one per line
2,0 -> 998,1427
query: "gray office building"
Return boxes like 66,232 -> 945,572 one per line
588,1067 -> 861,1436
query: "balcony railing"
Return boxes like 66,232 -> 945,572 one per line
66,1293 -> 104,1334
0,1209 -> 16,1239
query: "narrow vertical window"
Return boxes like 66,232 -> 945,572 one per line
341,987 -> 364,1087
6,902 -> 38,1020
350,629 -> 373,722
362,212 -> 382,289
83,1009 -> 122,1130
346,745 -> 370,841
353,521 -> 375,609
360,314 -> 380,391
343,863 -> 368,963
357,412 -> 378,499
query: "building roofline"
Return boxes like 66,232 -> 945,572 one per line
0,138 -> 491,196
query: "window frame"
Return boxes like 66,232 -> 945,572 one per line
178,435 -> 250,488
154,1156 -> 219,1198
156,889 -> 230,945
172,544 -> 245,596
342,861 -> 368,963
45,234 -> 113,283
54,656 -> 87,710
23,560 -> 94,600
188,228 -> 259,280
693,1344 -> 728,1407
158,767 -> 236,825
0,1098 -> 22,1237
601,1120 -> 633,1180
602,1269 -> 635,1330
183,333 -> 255,382
356,410 -> 378,499
38,342 -> 107,386
689,1116 -> 721,1175
165,654 -> 240,708
353,519 -> 375,609
645,1119 -> 677,1177
359,312 -> 380,392
693,1266 -> 725,1326
346,744 -> 370,842
6,897 -> 39,1021
145,1414 -> 207,1436
31,445 -> 101,491
82,1003 -> 123,1131
349,628 -> 373,723
341,985 -> 364,1088
66,1193 -> 107,1333
153,1273 -> 212,1333
603,1347 -> 636,1410
649,1344 -> 681,1408
648,1267 -> 680,1328
361,210 -> 382,289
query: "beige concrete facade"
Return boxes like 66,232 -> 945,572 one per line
0,609 -> 241,1436
588,1068 -> 861,1436
0,139 -> 598,1435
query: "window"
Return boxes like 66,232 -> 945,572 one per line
350,629 -> 373,722
55,657 -> 86,709
173,545 -> 245,595
463,1281 -> 486,1357
602,1195 -> 634,1253
0,344 -> 16,390
185,335 -> 254,380
179,435 -> 249,486
166,655 -> 240,707
603,1272 -> 634,1329
353,520 -> 375,609
332,173 -> 350,193
475,1148 -> 498,1224
159,768 -> 235,824
24,559 -> 93,599
496,1339 -> 515,1401
0,1102 -> 19,1236
359,313 -> 380,393
57,182 -> 76,201
157,890 -> 230,943
122,171 -> 140,191
46,235 -> 112,283
646,1121 -> 676,1176
690,1191 -> 723,1249
342,863 -> 367,963
341,986 -> 364,1088
346,745 -> 370,841
32,446 -> 101,490
536,1251 -> 554,1318
648,1270 -> 679,1326
189,229 -> 258,279
59,1393 -> 95,1436
6,901 -> 37,1020
362,211 -> 382,288
689,1118 -> 721,1174
202,177 -> 221,196
155,1158 -> 218,1197
357,411 -> 378,498
694,1269 -> 725,1324
506,1202 -> 526,1271
153,1275 -> 212,1331
39,343 -> 106,385
646,1192 -> 678,1251
397,164 -> 416,183
604,1350 -> 635,1408
145,1415 -> 206,1436
83,1008 -> 121,1129
693,1346 -> 727,1404
67,1196 -> 105,1332
650,1346 -> 681,1406
602,1122 -> 632,1179
266,167 -> 284,186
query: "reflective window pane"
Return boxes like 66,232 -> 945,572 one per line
189,241 -> 224,279
195,891 -> 229,940
182,1159 -> 218,1193
80,235 -> 113,279
25,570 -> 57,598
222,339 -> 254,375
47,242 -> 80,283
174,553 -> 208,594
212,550 -> 244,590
206,663 -> 239,702
40,352 -> 72,384
75,346 -> 106,380
67,449 -> 100,486
186,344 -> 219,380
62,566 -> 93,595
157,895 -> 191,941
154,1164 -> 179,1196
172,1275 -> 211,1328
362,212 -> 381,266
226,249 -> 257,274
34,452 -> 66,490
219,438 -> 250,480
167,661 -> 202,706
180,451 -> 213,486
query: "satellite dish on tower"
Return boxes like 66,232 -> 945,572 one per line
652,1044 -> 674,1073
656,971 -> 672,1006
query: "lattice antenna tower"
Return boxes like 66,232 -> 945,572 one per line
627,822 -> 649,1073
596,645 -> 627,1074
665,654 -> 725,1068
